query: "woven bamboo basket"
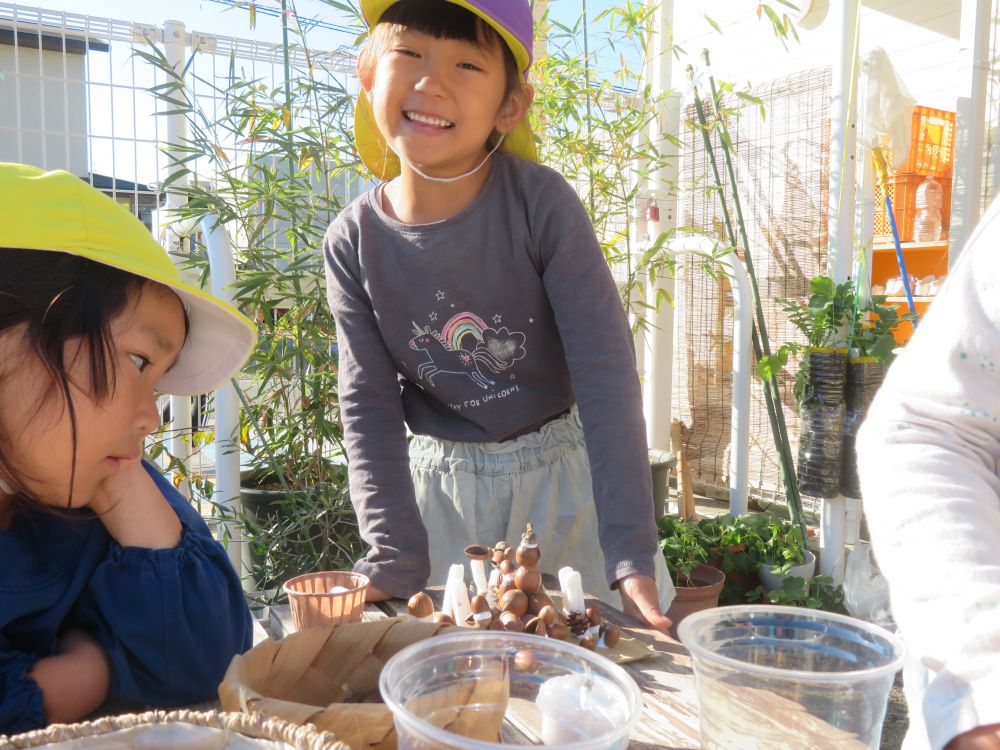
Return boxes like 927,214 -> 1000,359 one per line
282,571 -> 370,629
1,709 -> 347,749
219,619 -> 494,750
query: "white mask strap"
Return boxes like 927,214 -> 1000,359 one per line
396,134 -> 506,184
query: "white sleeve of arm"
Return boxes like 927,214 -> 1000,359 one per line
857,196 -> 1000,750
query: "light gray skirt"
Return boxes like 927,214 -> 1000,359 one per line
409,408 -> 674,611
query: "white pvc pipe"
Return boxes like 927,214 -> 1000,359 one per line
949,0 -> 991,261
820,0 -> 861,585
827,0 -> 860,284
640,0 -> 679,453
202,216 -> 245,584
163,19 -> 192,499
667,238 -> 751,515
821,496 -> 848,584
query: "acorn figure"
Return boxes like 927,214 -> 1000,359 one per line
515,523 -> 540,567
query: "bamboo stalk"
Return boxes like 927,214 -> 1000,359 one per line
687,61 -> 805,534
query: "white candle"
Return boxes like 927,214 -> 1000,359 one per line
447,563 -> 473,625
558,566 -> 586,614
470,558 -> 488,595
535,674 -> 628,745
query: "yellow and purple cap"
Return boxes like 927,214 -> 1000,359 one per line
0,162 -> 257,396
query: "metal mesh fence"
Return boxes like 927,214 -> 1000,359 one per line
984,0 -> 1000,208
0,2 -> 361,225
674,67 -> 832,504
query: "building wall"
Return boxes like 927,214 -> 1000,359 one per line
0,42 -> 89,175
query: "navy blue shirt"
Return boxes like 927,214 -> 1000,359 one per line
0,462 -> 252,734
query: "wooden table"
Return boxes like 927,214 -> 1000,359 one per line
269,592 -> 704,749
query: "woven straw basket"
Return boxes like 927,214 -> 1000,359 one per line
219,619 -> 464,750
1,709 -> 347,749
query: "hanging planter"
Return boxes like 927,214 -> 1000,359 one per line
801,347 -> 849,405
797,347 -> 848,498
840,358 -> 889,498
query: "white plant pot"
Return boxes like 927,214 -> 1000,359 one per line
759,549 -> 817,592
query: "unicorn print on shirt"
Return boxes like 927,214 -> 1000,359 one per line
409,311 -> 526,390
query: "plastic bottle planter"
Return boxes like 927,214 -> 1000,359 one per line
797,348 -> 848,498
840,359 -> 888,498
801,348 -> 848,405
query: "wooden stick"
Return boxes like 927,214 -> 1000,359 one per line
670,420 -> 696,520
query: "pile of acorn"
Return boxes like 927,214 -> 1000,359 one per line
406,523 -> 620,650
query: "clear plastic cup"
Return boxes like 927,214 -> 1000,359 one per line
379,631 -> 642,750
678,605 -> 905,749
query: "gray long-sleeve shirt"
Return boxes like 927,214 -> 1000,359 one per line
323,153 -> 657,598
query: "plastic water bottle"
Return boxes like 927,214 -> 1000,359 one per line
913,176 -> 942,242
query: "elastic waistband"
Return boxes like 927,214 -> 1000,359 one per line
409,407 -> 584,475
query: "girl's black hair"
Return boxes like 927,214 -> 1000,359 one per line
359,0 -> 522,102
0,248 -> 165,514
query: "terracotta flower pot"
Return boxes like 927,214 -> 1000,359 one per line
665,564 -> 725,640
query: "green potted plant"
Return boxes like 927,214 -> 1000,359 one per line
657,516 -> 726,638
697,513 -> 767,604
756,518 -> 816,592
140,33 -> 365,600
759,275 -> 855,407
749,573 -> 845,613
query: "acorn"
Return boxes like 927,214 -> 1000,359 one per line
429,612 -> 454,625
585,606 -> 602,627
499,589 -> 528,618
498,559 -> 515,577
470,593 -> 493,629
514,649 -> 538,672
524,616 -> 549,638
600,623 -> 621,649
499,610 -> 524,632
579,636 -> 596,650
407,591 -> 434,619
548,622 -> 571,640
527,591 -> 554,615
514,565 -> 542,595
495,576 -> 513,599
537,604 -> 558,627
523,615 -> 542,634
489,610 -> 505,631
515,523 -> 541,567
491,541 -> 513,566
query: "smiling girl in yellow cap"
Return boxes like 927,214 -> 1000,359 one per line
325,0 -> 674,633
0,162 -> 257,733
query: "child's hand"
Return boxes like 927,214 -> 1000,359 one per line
88,460 -> 181,549
947,726 -> 1000,749
28,629 -> 110,724
618,573 -> 672,634
364,584 -> 393,602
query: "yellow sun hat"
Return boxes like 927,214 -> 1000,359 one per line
0,162 -> 257,396
355,0 -> 538,181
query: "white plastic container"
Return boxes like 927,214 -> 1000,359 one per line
379,631 -> 642,750
679,605 -> 905,749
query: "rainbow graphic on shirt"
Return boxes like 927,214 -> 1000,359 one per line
442,312 -> 488,351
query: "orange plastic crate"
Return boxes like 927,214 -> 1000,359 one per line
903,106 -> 955,178
874,172 -> 951,244
879,106 -> 956,179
